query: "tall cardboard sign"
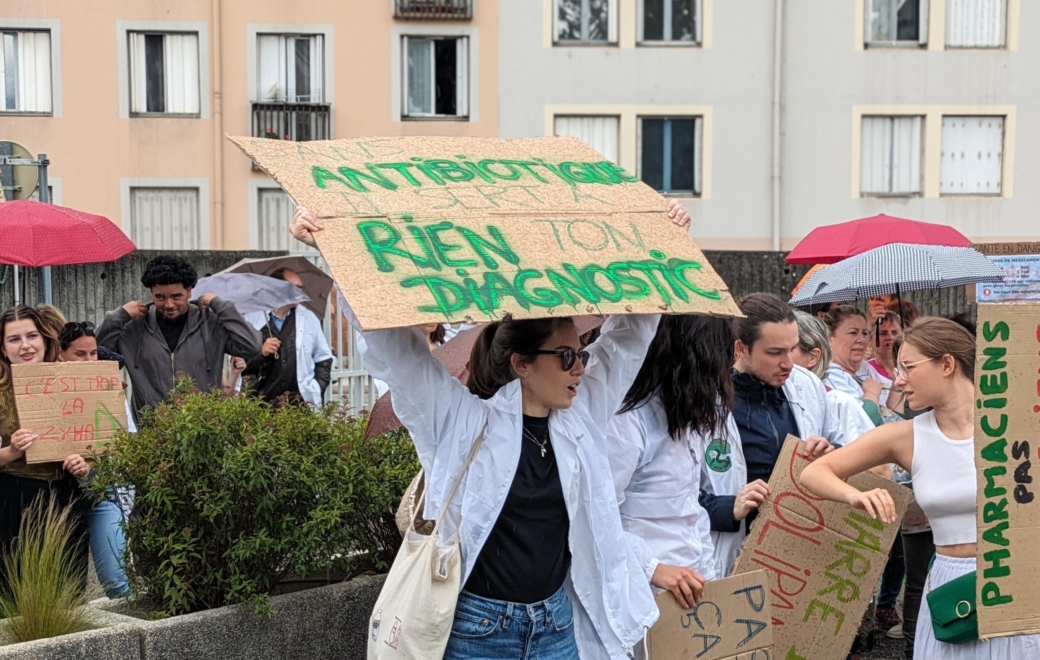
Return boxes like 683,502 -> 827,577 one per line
228,135 -> 742,330
975,303 -> 1040,639
648,570 -> 774,659
731,437 -> 912,660
12,362 -> 128,463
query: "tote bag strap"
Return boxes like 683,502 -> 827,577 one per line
410,421 -> 488,533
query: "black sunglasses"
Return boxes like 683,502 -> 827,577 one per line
59,321 -> 95,347
531,348 -> 589,371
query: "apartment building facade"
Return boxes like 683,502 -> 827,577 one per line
0,0 -> 497,250
500,0 -> 1037,250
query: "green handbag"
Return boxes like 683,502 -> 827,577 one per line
925,556 -> 978,644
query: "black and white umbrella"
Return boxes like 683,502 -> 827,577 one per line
789,243 -> 1004,307
191,273 -> 311,315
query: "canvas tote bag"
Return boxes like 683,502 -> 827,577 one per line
367,424 -> 486,660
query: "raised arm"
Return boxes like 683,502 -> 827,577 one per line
577,314 -> 660,431
798,420 -> 913,523
97,302 -> 147,354
207,296 -> 262,360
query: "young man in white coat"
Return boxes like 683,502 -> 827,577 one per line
238,268 -> 333,406
699,293 -> 846,577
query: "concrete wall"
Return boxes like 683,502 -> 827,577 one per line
0,0 -> 499,249
499,0 -> 1040,250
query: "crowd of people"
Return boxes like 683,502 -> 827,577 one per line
0,199 -> 1026,660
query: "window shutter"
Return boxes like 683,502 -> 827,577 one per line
860,117 -> 890,194
258,189 -> 306,251
940,116 -> 1004,195
129,33 -> 149,114
554,116 -> 620,164
15,32 -> 51,113
455,37 -> 469,118
257,35 -> 282,101
608,0 -> 619,43
946,0 -> 1006,48
890,116 -> 922,194
696,0 -> 704,44
0,37 -> 7,112
693,115 -> 703,196
310,35 -> 324,103
918,0 -> 930,45
130,188 -> 202,250
164,33 -> 200,114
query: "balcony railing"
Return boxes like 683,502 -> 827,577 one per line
251,102 -> 331,143
394,0 -> 473,20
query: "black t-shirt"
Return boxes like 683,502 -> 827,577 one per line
464,414 -> 571,604
156,312 -> 188,352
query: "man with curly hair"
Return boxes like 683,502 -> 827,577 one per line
97,255 -> 261,421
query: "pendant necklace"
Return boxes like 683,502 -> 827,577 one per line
522,427 -> 548,458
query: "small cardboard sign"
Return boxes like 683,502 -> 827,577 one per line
228,135 -> 742,330
11,362 -> 128,464
731,437 -> 912,660
647,570 -> 774,660
974,303 -> 1040,639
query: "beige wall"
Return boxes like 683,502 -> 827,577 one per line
0,0 -> 499,249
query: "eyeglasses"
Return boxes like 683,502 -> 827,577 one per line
894,357 -> 935,381
531,348 -> 590,371
59,321 -> 95,346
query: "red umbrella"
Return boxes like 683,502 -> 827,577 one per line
785,214 -> 971,265
364,316 -> 606,440
0,200 -> 136,266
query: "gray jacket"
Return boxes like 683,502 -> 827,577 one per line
97,297 -> 261,421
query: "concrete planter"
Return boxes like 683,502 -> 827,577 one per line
0,575 -> 385,660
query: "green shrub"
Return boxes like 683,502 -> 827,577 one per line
0,498 -> 93,643
91,379 -> 419,616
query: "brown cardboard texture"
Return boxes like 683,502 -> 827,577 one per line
228,135 -> 742,330
12,362 -> 128,464
973,242 -> 1040,256
974,303 -> 1040,639
648,570 -> 773,660
731,436 -> 912,660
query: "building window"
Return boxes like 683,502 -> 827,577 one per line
940,116 -> 1004,195
257,34 -> 324,103
639,116 -> 702,195
128,32 -> 200,115
865,0 -> 928,46
403,36 -> 468,119
0,30 -> 52,113
257,188 -> 314,252
861,116 -> 923,196
130,187 -> 202,249
946,0 -> 1006,48
639,0 -> 699,44
555,0 -> 617,44
554,115 -> 620,163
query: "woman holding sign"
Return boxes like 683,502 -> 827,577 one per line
0,305 -> 92,588
290,204 -> 689,660
800,317 -> 1040,659
604,315 -> 733,650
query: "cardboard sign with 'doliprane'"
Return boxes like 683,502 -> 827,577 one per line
11,361 -> 129,464
975,303 -> 1040,639
731,437 -> 912,660
648,570 -> 774,660
228,135 -> 742,330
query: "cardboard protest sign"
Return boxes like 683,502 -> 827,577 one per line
11,362 -> 128,463
731,436 -> 912,660
975,303 -> 1040,639
648,570 -> 773,660
229,135 -> 742,330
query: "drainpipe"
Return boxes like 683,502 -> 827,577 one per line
212,0 -> 224,248
771,0 -> 784,252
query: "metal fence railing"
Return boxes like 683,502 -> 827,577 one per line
394,0 -> 473,20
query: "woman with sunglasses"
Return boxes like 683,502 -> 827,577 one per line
58,321 -> 135,599
800,317 -> 1040,658
604,315 -> 735,646
291,204 -> 690,660
0,306 -> 92,588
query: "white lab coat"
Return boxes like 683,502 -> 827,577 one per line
244,307 -> 333,406
607,397 -> 717,588
353,310 -> 662,660
698,365 -> 873,577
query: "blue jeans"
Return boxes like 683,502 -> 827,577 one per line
86,488 -> 131,598
878,533 -> 905,609
443,585 -> 579,660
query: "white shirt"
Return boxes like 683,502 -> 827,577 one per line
607,397 -> 717,588
244,307 -> 334,405
353,309 -> 662,660
823,362 -> 867,398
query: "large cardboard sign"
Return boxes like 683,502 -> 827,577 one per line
648,570 -> 774,660
229,135 -> 742,330
12,362 -> 128,463
975,303 -> 1040,639
731,437 -> 912,660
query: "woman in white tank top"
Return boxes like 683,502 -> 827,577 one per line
799,317 -> 1040,659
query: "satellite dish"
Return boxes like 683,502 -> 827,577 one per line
0,141 -> 39,201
